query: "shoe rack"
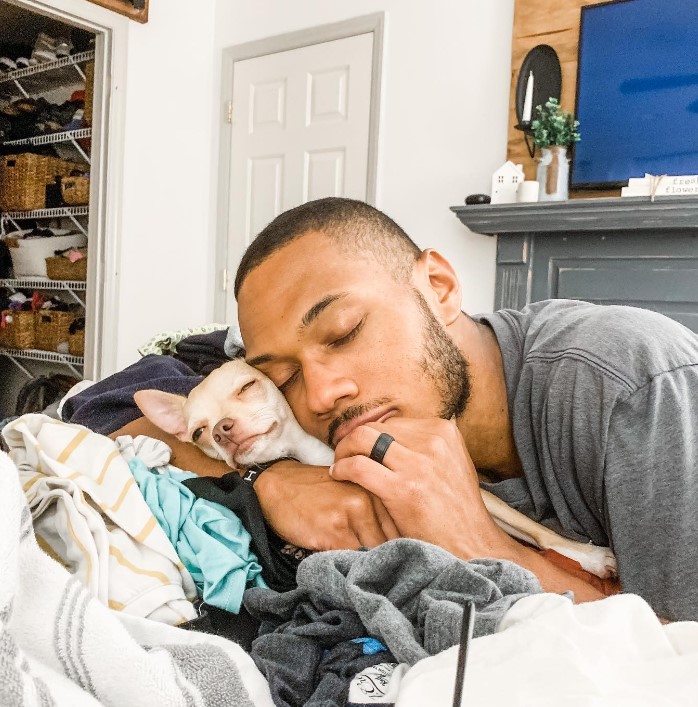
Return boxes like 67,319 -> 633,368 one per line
0,2 -> 96,417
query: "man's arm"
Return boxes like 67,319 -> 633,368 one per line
329,417 -> 605,602
253,460 -> 400,550
252,420 -> 606,601
602,365 -> 698,622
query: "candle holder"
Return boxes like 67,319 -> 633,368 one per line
515,45 -> 561,160
515,121 -> 536,159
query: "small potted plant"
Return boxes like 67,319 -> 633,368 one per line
530,98 -> 581,201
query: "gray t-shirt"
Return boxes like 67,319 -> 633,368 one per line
477,299 -> 698,621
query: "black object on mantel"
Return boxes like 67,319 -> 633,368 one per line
515,44 -> 562,158
464,193 -> 491,206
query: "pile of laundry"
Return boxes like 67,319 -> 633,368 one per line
1,411 -> 546,707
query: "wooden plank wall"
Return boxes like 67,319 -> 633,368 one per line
506,0 -> 618,197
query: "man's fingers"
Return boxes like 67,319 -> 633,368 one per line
329,454 -> 394,497
372,496 -> 400,540
334,424 -> 414,470
353,506 -> 390,548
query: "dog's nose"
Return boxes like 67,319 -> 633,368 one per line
213,418 -> 235,445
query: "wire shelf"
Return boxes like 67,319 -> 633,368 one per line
0,347 -> 84,366
1,206 -> 88,220
0,51 -> 95,85
2,128 -> 91,148
0,278 -> 87,291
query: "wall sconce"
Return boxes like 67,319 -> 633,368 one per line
515,44 -> 562,158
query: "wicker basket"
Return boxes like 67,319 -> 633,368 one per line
61,175 -> 89,205
0,154 -> 84,212
84,61 -> 94,126
46,251 -> 88,281
35,310 -> 74,352
68,328 -> 85,357
0,310 -> 35,350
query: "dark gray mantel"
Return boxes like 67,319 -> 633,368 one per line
450,196 -> 698,332
451,196 -> 698,235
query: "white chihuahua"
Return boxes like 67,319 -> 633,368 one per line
134,358 -> 333,469
135,358 -> 617,580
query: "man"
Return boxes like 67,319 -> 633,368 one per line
234,197 -> 698,622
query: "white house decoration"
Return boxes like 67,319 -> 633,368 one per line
491,161 -> 525,204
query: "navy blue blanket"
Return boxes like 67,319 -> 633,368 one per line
63,354 -> 203,435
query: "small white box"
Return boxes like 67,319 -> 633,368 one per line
9,233 -> 87,278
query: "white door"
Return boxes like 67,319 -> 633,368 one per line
223,32 -> 375,322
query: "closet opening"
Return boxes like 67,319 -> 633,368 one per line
0,0 -> 116,420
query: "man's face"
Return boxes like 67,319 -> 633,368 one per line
238,231 -> 470,447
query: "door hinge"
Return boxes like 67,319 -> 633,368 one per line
226,101 -> 233,124
222,268 -> 229,292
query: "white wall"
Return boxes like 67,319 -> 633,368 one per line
114,0 -> 218,369
211,0 -> 515,318
20,0 -> 514,374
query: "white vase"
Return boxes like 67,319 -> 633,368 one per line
537,146 -> 569,201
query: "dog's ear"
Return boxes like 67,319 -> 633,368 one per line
133,389 -> 188,439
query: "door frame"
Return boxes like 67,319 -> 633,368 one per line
213,13 -> 385,323
3,0 -> 130,380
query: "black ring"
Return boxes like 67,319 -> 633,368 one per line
369,432 -> 395,465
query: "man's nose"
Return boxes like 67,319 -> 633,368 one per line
303,364 -> 358,416
212,418 -> 235,445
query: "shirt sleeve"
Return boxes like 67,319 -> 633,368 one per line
603,364 -> 698,621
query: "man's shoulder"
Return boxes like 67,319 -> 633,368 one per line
483,299 -> 698,392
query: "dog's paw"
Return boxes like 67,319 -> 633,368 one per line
551,542 -> 618,580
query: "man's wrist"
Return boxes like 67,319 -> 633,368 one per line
450,525 -> 524,563
241,456 -> 297,484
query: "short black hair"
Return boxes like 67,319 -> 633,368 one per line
234,197 -> 421,298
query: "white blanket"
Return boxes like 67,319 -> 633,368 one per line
0,449 -> 274,707
2,414 -> 197,624
395,592 -> 698,706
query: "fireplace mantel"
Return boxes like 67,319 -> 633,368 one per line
451,196 -> 698,235
450,197 -> 698,333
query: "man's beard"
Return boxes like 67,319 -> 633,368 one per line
326,290 -> 471,446
413,288 -> 471,420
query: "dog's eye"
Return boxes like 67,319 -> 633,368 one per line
192,427 -> 204,442
239,380 -> 256,394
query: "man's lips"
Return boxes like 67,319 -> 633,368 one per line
332,407 -> 398,447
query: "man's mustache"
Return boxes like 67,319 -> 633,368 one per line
327,397 -> 391,447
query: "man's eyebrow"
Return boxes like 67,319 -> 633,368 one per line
300,293 -> 348,330
246,292 -> 349,367
246,353 -> 274,367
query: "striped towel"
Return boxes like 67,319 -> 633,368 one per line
0,449 -> 274,706
2,414 -> 197,624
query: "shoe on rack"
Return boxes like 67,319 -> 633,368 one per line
15,98 -> 40,114
15,57 -> 31,69
55,42 -> 73,58
0,57 -> 17,72
63,109 -> 84,132
0,115 -> 11,141
31,49 -> 57,64
31,32 -> 72,63
33,32 -> 55,52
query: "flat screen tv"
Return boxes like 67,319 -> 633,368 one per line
572,0 -> 698,189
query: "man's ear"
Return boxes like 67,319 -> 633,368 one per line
413,249 -> 462,325
133,390 -> 188,439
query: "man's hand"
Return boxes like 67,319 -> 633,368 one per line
330,417 -> 513,559
331,417 -> 607,603
253,460 -> 400,550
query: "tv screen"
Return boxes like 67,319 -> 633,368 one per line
572,0 -> 698,188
